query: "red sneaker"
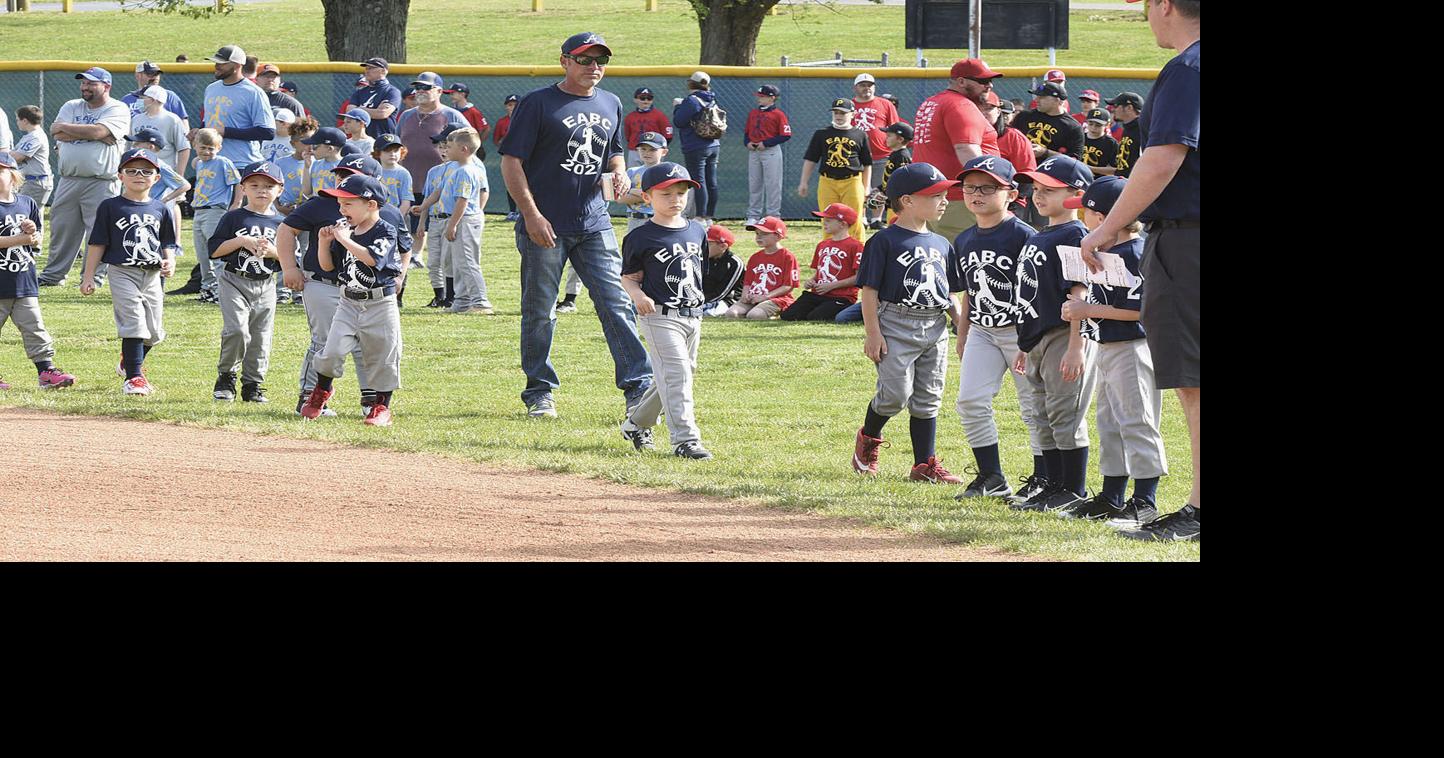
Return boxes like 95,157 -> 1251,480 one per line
300,386 -> 334,420
0,376 -> 10,390
910,456 -> 965,484
38,368 -> 76,389
852,427 -> 887,475
363,404 -> 392,427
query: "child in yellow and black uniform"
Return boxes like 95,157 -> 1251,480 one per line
797,98 -> 872,241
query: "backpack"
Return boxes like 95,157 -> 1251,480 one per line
690,96 -> 728,140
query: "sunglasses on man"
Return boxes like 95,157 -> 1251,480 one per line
564,54 -> 611,67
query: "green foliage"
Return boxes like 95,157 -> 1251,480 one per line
121,0 -> 234,20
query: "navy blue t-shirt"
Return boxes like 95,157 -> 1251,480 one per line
953,215 -> 1036,329
330,219 -> 402,294
1015,220 -> 1087,352
856,223 -> 962,311
88,194 -> 178,268
209,208 -> 283,277
622,220 -> 709,310
284,195 -> 411,280
348,79 -> 403,139
0,194 -> 43,299
499,84 -> 625,236
1084,237 -> 1146,344
1140,40 -> 1200,222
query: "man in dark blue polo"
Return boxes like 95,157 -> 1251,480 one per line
348,57 -> 403,139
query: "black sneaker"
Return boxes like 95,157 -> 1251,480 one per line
1011,481 -> 1068,512
620,421 -> 655,451
1040,488 -> 1086,513
1008,474 -> 1048,504
674,441 -> 714,460
1066,494 -> 1126,521
1117,504 -> 1199,542
425,296 -> 442,308
956,467 -> 1013,500
1103,497 -> 1159,531
241,382 -> 269,403
213,373 -> 237,401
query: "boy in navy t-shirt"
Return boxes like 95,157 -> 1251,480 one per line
0,154 -> 76,391
208,161 -> 287,404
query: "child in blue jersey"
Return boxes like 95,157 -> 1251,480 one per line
412,124 -> 462,309
850,162 -> 966,484
0,155 -> 76,391
81,149 -> 179,396
341,108 -> 375,156
616,131 -> 667,232
619,162 -> 712,460
1055,175 -> 1167,530
191,128 -> 241,303
436,128 -> 491,314
300,126 -> 346,199
272,123 -> 315,304
1008,155 -> 1096,514
375,133 -> 413,216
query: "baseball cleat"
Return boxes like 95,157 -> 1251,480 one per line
1116,504 -> 1198,541
300,386 -> 334,420
241,383 -> 269,403
909,456 -> 965,485
555,300 -> 578,314
213,372 -> 237,402
852,428 -> 887,475
526,396 -> 557,419
38,368 -> 76,389
1008,474 -> 1049,504
620,420 -> 655,451
1103,497 -> 1159,531
674,441 -> 714,460
1036,488 -> 1085,513
956,468 -> 1013,500
1065,494 -> 1127,521
123,376 -> 153,396
1010,481 -> 1065,511
363,404 -> 393,427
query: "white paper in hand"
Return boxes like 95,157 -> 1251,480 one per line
1058,246 -> 1139,288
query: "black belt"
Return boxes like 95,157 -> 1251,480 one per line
197,205 -> 227,211
629,212 -> 649,219
657,305 -> 703,318
1145,219 -> 1200,231
229,268 -> 273,281
433,213 -> 450,219
343,286 -> 395,301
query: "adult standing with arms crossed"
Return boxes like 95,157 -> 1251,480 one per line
1080,0 -> 1200,542
397,71 -> 467,234
38,67 -> 130,288
910,59 -> 1002,242
500,32 -> 653,419
199,45 -> 276,168
350,58 -> 403,141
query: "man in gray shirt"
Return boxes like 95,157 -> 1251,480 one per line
39,67 -> 131,287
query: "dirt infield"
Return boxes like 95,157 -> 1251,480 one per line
0,409 -> 1035,562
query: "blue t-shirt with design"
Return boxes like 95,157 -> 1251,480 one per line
284,195 -> 412,280
88,195 -> 178,268
309,157 -> 340,196
422,162 -> 451,220
622,220 -> 709,310
1140,40 -> 1200,222
330,219 -> 402,293
954,214 -> 1036,329
1014,220 -> 1087,352
0,194 -> 43,299
148,162 -> 187,204
202,78 -> 276,166
440,160 -> 489,216
856,223 -> 962,311
275,153 -> 306,209
379,166 -> 413,209
193,156 -> 240,208
209,207 -> 283,277
499,84 -> 625,236
1083,237 -> 1146,344
618,164 -> 653,216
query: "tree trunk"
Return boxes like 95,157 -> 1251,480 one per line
693,0 -> 780,67
322,0 -> 411,63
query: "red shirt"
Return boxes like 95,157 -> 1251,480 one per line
745,106 -> 791,145
853,96 -> 901,163
810,236 -> 865,303
458,105 -> 489,136
493,114 -> 510,146
998,127 -> 1038,174
743,248 -> 799,308
624,108 -> 673,150
911,89 -> 1000,200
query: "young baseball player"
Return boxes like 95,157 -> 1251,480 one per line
81,149 -> 178,396
300,126 -> 346,199
1082,109 -> 1120,177
744,84 -> 791,226
798,99 -> 872,241
126,127 -> 192,209
726,216 -> 798,319
260,108 -> 298,164
781,203 -> 864,322
273,126 -> 314,304
190,129 -> 241,303
438,127 -> 492,315
1054,176 -> 1166,529
0,154 -> 76,391
375,133 -> 412,216
948,156 -> 1047,502
209,161 -> 286,403
618,162 -> 712,460
412,124 -> 461,309
1008,156 -> 1096,513
851,162 -> 965,484
9,106 -> 53,207
446,82 -> 491,142
701,224 -> 743,317
623,87 -> 672,167
341,108 -> 375,156
614,131 -> 667,233
865,122 -> 913,221
495,94 -> 519,220
299,174 -> 406,427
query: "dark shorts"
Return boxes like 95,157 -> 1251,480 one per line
1140,225 -> 1200,389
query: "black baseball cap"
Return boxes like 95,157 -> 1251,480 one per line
361,57 -> 389,70
958,155 -> 1018,188
883,122 -> 914,140
241,160 -> 285,184
757,84 -> 780,97
1064,175 -> 1127,213
830,98 -> 855,112
1017,155 -> 1093,190
637,131 -> 666,149
376,133 -> 403,150
431,124 -> 463,144
641,162 -> 699,192
335,155 -> 381,178
1029,82 -> 1067,99
323,174 -> 387,203
301,126 -> 347,147
562,31 -> 612,56
280,80 -> 298,93
634,87 -> 654,98
886,162 -> 958,200
504,94 -> 518,104
118,148 -> 163,171
444,82 -> 470,95
1108,91 -> 1144,109
1085,108 -> 1110,124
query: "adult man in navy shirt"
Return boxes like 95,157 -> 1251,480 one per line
349,57 -> 403,140
500,31 -> 653,419
1081,0 -> 1200,542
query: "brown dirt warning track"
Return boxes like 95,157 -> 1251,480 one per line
0,408 -> 1035,562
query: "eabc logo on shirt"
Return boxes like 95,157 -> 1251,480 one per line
561,112 -> 614,176
0,214 -> 37,273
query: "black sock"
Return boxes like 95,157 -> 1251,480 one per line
862,403 -> 889,439
972,444 -> 1002,477
316,374 -> 335,392
1033,455 -> 1046,479
1101,475 -> 1128,506
361,388 -> 378,407
34,360 -> 55,374
122,338 -> 145,379
909,416 -> 937,466
376,391 -> 393,407
445,277 -> 454,302
1042,449 -> 1062,484
142,343 -> 153,358
562,293 -> 577,304
433,286 -> 444,301
1132,477 -> 1159,506
1060,447 -> 1089,497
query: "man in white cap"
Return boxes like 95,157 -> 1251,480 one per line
198,44 -> 276,167
121,60 -> 190,126
851,72 -> 900,230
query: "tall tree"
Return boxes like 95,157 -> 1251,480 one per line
321,0 -> 411,63
688,0 -> 782,66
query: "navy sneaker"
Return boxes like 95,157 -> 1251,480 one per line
1117,504 -> 1200,542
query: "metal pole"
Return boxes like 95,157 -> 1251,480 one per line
881,52 -> 889,67
969,0 -> 982,59
781,55 -> 789,67
916,48 -> 924,68
1048,48 -> 1057,66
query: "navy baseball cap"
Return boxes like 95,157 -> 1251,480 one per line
240,160 -> 285,184
376,133 -> 403,150
125,126 -> 167,150
301,127 -> 347,147
757,84 -> 780,97
0,153 -> 18,170
323,174 -> 387,203
410,71 -> 444,89
1017,155 -> 1093,190
830,98 -> 856,112
637,131 -> 666,149
1108,91 -> 1144,109
958,155 -> 1018,187
339,142 -> 363,157
343,107 -> 372,126
335,155 -> 381,178
136,60 -> 162,74
640,162 -> 699,192
118,148 -> 163,171
401,86 -> 416,99
562,31 -> 612,56
883,122 -> 914,140
634,87 -> 654,98
886,162 -> 959,200
280,80 -> 298,93
361,57 -> 389,70
75,67 -> 112,85
431,124 -> 463,144
444,82 -> 470,94
504,94 -> 518,104
1029,82 -> 1067,99
1065,175 -> 1126,213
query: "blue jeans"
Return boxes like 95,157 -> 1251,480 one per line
835,302 -> 863,323
684,145 -> 720,218
517,226 -> 653,405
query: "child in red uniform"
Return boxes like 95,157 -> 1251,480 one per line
725,216 -> 797,320
494,94 -> 519,221
781,203 -> 864,322
623,87 -> 673,167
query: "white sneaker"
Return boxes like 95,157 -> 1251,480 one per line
123,376 -> 153,396
744,218 -> 760,229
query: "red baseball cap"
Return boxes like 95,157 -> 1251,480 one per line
1045,69 -> 1066,83
752,216 -> 788,238
706,225 -> 735,245
985,91 -> 1001,106
1080,89 -> 1101,101
812,202 -> 859,226
950,58 -> 1003,81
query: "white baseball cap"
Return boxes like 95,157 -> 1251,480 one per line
854,73 -> 876,85
208,45 -> 246,65
272,107 -> 297,124
689,71 -> 710,84
140,85 -> 168,102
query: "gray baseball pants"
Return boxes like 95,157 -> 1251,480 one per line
747,145 -> 784,220
562,261 -> 583,297
40,175 -> 117,285
1095,338 -> 1167,479
445,214 -> 490,311
956,323 -> 1043,454
628,311 -> 703,446
20,179 -> 52,208
300,278 -> 370,395
192,207 -> 228,293
0,297 -> 56,362
315,293 -> 402,393
217,269 -> 277,385
871,303 -> 949,419
1024,327 -> 1097,451
107,265 -> 165,345
426,216 -> 450,290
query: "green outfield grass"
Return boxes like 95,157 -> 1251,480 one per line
0,211 -> 1198,562
0,1 -> 1171,70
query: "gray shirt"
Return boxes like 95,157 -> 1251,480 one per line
129,109 -> 190,172
54,97 -> 130,179
12,127 -> 51,181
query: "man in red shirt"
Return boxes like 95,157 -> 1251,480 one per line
445,82 -> 491,143
911,58 -> 1003,240
852,73 -> 900,230
623,87 -> 672,166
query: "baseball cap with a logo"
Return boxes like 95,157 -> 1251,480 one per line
504,94 -> 519,105
883,122 -> 914,141
259,63 -> 281,76
812,202 -> 859,226
125,126 -> 167,150
1017,155 -> 1093,190
950,59 -> 1003,80
1064,175 -> 1126,213
634,87 -> 654,98
135,60 -> 162,74
637,131 -> 666,150
323,174 -> 387,203
301,127 -> 347,148
444,82 -> 470,95
241,161 -> 285,185
886,162 -> 959,200
410,72 -> 444,89
1030,82 -> 1068,99
752,216 -> 788,238
1080,89 -> 1102,102
280,81 -> 298,94
1045,69 -> 1067,83
641,162 -> 700,192
335,155 -> 381,178
376,133 -> 403,151
756,84 -> 780,97
563,32 -> 612,56
706,225 -> 736,246
830,98 -> 856,112
853,73 -> 876,85
118,148 -> 163,171
208,45 -> 246,65
958,155 -> 1018,187
1085,108 -> 1110,124
75,67 -> 112,85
